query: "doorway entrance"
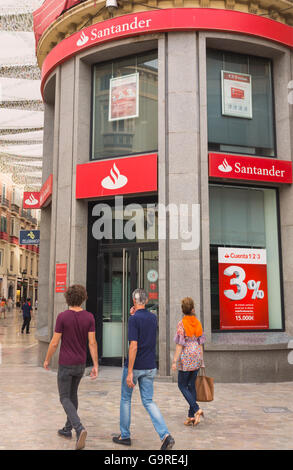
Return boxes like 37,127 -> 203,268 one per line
98,244 -> 158,366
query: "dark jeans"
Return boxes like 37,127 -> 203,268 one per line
21,316 -> 31,333
178,369 -> 200,418
57,364 -> 85,432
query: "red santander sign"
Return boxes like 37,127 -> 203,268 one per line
23,192 -> 40,209
209,153 -> 292,184
76,154 -> 157,199
40,174 -> 53,208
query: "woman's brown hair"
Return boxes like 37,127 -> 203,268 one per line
181,297 -> 195,315
64,285 -> 88,307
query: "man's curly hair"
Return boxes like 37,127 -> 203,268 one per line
64,285 -> 88,307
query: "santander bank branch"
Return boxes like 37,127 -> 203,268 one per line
34,0 -> 293,382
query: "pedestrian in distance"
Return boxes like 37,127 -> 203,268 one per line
43,284 -> 98,450
7,297 -> 13,313
21,298 -> 32,334
0,297 -> 6,319
172,297 -> 206,427
113,288 -> 175,450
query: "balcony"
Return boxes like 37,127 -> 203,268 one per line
0,196 -> 10,209
0,232 -> 9,241
20,209 -> 26,219
27,214 -> 38,225
20,210 -> 38,225
11,202 -> 20,214
10,236 -> 19,246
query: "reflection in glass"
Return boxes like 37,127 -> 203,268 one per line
92,51 -> 158,159
207,49 -> 275,157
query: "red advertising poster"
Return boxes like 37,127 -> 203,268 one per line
109,73 -> 139,121
209,153 -> 293,184
23,192 -> 40,209
76,153 -> 157,199
55,263 -> 67,293
218,247 -> 269,330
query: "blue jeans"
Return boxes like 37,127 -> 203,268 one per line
120,367 -> 170,441
178,369 -> 200,418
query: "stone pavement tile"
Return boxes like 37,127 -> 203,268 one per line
1,361 -> 293,450
1,309 -> 293,450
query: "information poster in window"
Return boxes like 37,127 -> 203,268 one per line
221,71 -> 252,119
109,72 -> 139,121
218,247 -> 269,330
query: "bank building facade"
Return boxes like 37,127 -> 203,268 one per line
34,0 -> 293,382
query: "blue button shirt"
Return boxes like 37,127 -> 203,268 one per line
125,309 -> 157,370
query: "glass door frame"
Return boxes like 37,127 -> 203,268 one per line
97,241 -> 158,366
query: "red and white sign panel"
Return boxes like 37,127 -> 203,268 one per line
55,263 -> 67,293
109,73 -> 139,121
40,174 -> 53,208
209,153 -> 293,184
221,71 -> 252,119
76,154 -> 157,199
218,247 -> 269,330
23,192 -> 40,209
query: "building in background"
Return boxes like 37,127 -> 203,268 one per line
35,0 -> 293,382
0,172 -> 40,305
0,1 -> 43,307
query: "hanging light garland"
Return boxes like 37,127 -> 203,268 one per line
0,1 -> 43,190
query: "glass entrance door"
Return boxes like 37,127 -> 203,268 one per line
99,244 -> 158,366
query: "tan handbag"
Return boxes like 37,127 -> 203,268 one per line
195,367 -> 214,402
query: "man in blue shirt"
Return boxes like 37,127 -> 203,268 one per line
112,288 -> 175,450
21,298 -> 32,334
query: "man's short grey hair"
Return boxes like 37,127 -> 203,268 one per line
132,288 -> 148,305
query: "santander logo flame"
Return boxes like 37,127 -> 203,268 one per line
218,158 -> 233,173
101,163 -> 128,190
25,193 -> 39,206
77,31 -> 89,47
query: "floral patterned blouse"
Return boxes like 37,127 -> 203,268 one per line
174,320 -> 206,371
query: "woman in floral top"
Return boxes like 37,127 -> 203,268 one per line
172,297 -> 205,426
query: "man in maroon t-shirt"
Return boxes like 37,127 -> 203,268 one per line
44,285 -> 98,450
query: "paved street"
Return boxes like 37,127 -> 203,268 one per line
0,309 -> 293,451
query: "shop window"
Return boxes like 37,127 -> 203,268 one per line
1,216 -> 7,233
209,184 -> 283,331
10,251 -> 14,271
92,50 -> 158,160
207,49 -> 275,157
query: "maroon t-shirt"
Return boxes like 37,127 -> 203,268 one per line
55,309 -> 95,366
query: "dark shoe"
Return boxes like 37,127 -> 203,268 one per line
58,427 -> 72,439
160,434 -> 175,450
112,435 -> 131,446
76,428 -> 87,450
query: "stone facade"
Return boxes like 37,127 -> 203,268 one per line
36,1 -> 293,381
